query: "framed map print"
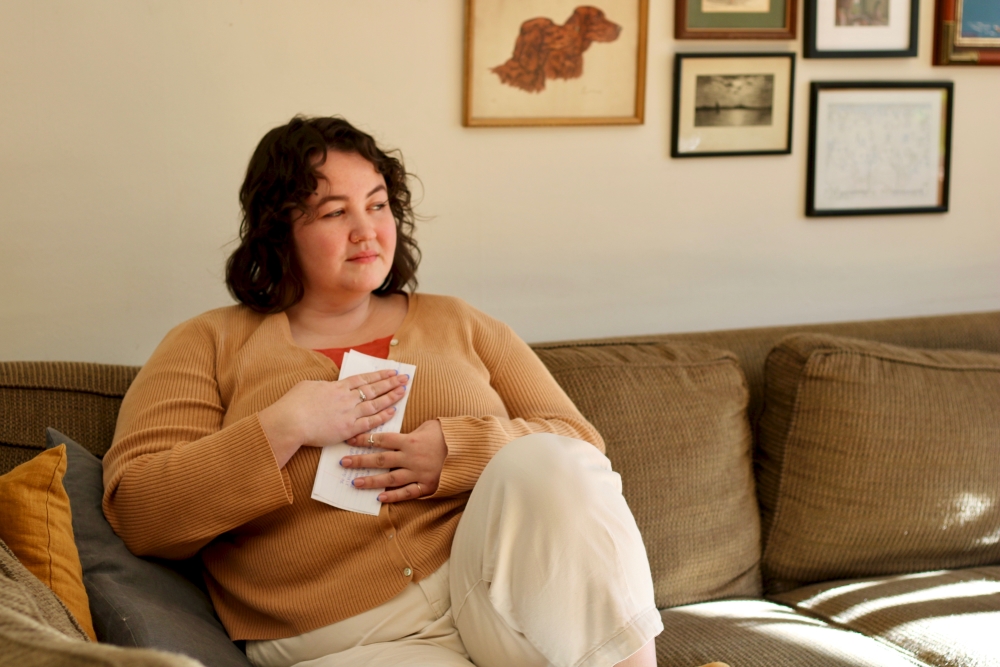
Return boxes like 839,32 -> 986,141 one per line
806,81 -> 954,216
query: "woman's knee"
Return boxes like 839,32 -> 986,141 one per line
481,433 -> 619,505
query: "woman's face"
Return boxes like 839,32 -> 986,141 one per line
292,150 -> 397,302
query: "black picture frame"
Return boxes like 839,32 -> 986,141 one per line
806,81 -> 954,217
804,0 -> 919,58
671,52 -> 795,158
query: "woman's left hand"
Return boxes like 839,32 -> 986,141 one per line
342,420 -> 447,502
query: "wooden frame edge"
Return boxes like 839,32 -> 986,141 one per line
462,0 -> 474,126
934,0 -> 1000,65
463,0 -> 649,127
675,0 -> 797,40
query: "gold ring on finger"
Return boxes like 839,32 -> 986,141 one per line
358,389 -> 366,401
415,483 -> 423,496
367,433 -> 376,445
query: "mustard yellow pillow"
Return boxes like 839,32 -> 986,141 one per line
0,445 -> 96,641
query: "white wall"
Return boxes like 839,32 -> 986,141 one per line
2,0 -> 997,365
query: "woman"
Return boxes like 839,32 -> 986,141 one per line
103,116 -> 663,667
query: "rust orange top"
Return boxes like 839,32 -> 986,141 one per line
103,293 -> 602,640
315,334 -> 394,368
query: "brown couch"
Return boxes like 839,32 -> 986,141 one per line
2,310 -> 999,667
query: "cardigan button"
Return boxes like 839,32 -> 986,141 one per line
403,567 -> 412,577
390,339 -> 399,346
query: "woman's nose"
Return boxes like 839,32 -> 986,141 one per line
350,215 -> 377,243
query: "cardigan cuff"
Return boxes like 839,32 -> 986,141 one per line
433,416 -> 504,498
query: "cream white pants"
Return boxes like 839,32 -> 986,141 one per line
247,434 -> 663,667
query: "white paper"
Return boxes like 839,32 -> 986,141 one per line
813,89 -> 945,211
311,350 -> 416,515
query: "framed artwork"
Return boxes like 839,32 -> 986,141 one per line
806,82 -> 954,217
804,0 -> 919,57
934,0 -> 1000,65
675,0 -> 797,40
463,0 -> 649,126
671,53 -> 795,158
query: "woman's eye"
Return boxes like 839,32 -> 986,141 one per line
322,209 -> 344,218
371,201 -> 389,211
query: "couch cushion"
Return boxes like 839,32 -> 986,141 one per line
533,311 -> 1000,432
0,445 -> 96,639
46,428 -> 252,667
0,361 -> 139,475
771,566 -> 1000,667
656,599 -> 925,666
1,538 -> 202,667
758,334 -> 1000,591
536,341 -> 761,608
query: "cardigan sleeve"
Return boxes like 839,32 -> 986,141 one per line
433,315 -> 604,498
102,317 -> 293,560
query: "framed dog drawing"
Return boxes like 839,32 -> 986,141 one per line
463,0 -> 649,126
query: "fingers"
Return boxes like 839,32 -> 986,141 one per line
350,374 -> 408,416
346,369 -> 401,391
355,386 -> 406,417
347,431 -> 402,449
352,468 -> 409,490
378,483 -> 424,503
365,374 -> 409,399
347,468 -> 425,503
355,407 -> 399,434
343,447 -> 399,470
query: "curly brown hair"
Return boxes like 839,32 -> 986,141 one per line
226,116 -> 420,313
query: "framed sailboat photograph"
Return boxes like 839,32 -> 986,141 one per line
671,53 -> 796,157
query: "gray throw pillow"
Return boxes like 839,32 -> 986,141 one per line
45,428 -> 252,667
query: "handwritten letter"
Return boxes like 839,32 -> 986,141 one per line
311,351 -> 416,515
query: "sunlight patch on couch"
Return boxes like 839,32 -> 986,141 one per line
818,580 -> 1000,625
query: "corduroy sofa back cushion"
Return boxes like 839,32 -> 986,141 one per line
0,362 -> 139,475
758,333 -> 1000,592
536,342 -> 762,608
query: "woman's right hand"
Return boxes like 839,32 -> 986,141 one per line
258,369 -> 408,468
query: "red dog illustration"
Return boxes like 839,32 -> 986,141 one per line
491,6 -> 622,93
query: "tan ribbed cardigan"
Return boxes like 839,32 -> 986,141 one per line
102,293 -> 603,640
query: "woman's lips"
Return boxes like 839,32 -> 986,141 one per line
347,251 -> 378,263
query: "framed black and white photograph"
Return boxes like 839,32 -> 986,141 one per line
807,81 -> 954,217
671,53 -> 795,157
805,0 -> 919,58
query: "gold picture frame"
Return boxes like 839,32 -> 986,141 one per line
934,0 -> 1000,65
463,0 -> 649,127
